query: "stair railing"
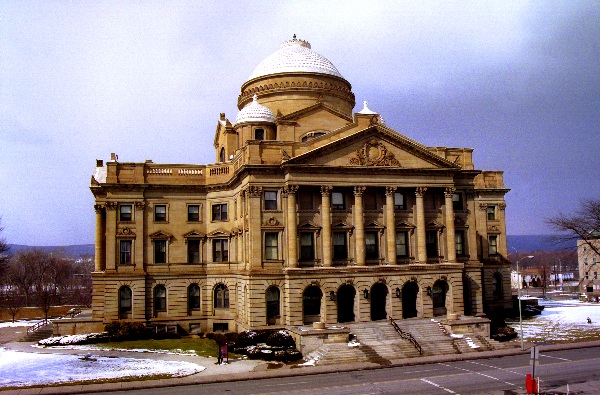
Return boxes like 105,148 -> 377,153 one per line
389,317 -> 423,355
27,319 -> 49,334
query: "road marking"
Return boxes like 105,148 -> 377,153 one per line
263,381 -> 310,387
467,361 -> 524,376
540,354 -> 571,361
420,378 -> 459,394
438,362 -> 519,387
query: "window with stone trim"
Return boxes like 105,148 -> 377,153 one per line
331,192 -> 345,210
452,192 -> 464,211
394,192 -> 406,210
254,128 -> 265,140
333,232 -> 348,260
264,232 -> 279,260
212,203 -> 228,221
119,204 -> 132,221
455,230 -> 465,256
263,191 -> 278,210
214,284 -> 229,309
154,285 -> 167,312
488,235 -> 498,255
154,204 -> 167,222
426,231 -> 438,257
487,206 -> 496,220
187,239 -> 201,263
212,239 -> 228,262
187,205 -> 200,222
119,240 -> 132,264
299,232 -> 315,261
188,284 -> 200,312
365,231 -> 379,259
154,239 -> 167,264
119,286 -> 132,317
396,231 -> 409,258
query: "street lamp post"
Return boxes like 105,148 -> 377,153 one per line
517,255 -> 535,351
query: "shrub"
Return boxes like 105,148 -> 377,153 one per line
266,330 -> 295,348
104,321 -> 149,340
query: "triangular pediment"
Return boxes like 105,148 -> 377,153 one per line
278,102 -> 353,123
284,125 -> 459,169
150,231 -> 173,239
184,230 -> 205,238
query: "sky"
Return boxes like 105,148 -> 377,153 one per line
1,1 -> 599,246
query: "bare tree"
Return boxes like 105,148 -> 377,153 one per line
0,217 -> 10,278
2,281 -> 23,323
546,199 -> 600,256
8,250 -> 40,306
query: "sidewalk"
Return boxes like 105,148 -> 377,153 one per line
3,339 -> 600,394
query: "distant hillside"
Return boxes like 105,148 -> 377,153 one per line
507,235 -> 575,252
7,244 -> 95,258
7,237 -> 573,258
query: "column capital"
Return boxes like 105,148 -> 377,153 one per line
283,185 -> 298,196
498,203 -> 507,211
320,185 -> 332,196
444,187 -> 456,198
354,186 -> 366,196
385,186 -> 397,196
415,187 -> 427,197
94,204 -> 105,213
105,201 -> 118,211
134,201 -> 145,211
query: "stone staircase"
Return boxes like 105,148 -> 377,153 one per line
304,318 -> 513,366
20,323 -> 54,343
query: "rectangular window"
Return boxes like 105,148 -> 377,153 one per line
365,231 -> 379,259
488,235 -> 498,255
213,239 -> 229,262
187,239 -> 200,263
455,230 -> 465,256
394,192 -> 405,210
426,231 -> 438,258
333,232 -> 348,260
212,203 -> 228,221
452,192 -> 464,211
595,272 -> 598,280
154,205 -> 167,222
332,192 -> 345,210
265,232 -> 278,260
187,205 -> 200,222
264,191 -> 278,210
300,233 -> 315,261
254,128 -> 264,140
298,191 -> 314,210
119,204 -> 132,221
119,240 -> 132,264
154,240 -> 167,264
487,206 -> 496,220
396,231 -> 408,257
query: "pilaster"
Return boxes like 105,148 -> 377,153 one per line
321,186 -> 332,267
354,186 -> 365,266
385,187 -> 396,265
415,187 -> 427,263
286,185 -> 299,268
444,188 -> 456,262
94,204 -> 106,272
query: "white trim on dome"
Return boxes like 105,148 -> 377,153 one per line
248,37 -> 343,81
235,94 -> 276,125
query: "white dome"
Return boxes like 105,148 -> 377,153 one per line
248,36 -> 343,81
235,95 -> 276,125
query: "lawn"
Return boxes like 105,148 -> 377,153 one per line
92,337 -> 237,358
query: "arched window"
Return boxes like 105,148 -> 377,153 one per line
214,284 -> 229,309
492,273 -> 503,300
219,147 -> 225,162
188,284 -> 200,312
119,286 -> 132,318
154,285 -> 167,312
266,286 -> 280,325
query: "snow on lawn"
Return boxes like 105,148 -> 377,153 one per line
0,348 -> 205,388
507,300 -> 600,343
0,320 -> 38,328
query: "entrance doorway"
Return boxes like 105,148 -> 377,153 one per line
337,284 -> 356,323
370,283 -> 388,321
303,286 -> 322,324
402,282 -> 419,318
432,280 -> 448,316
462,276 -> 473,316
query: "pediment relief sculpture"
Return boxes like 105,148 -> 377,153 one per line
117,227 -> 136,237
263,217 -> 282,227
349,139 -> 401,167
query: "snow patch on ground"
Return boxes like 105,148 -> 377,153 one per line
0,348 -> 205,388
0,320 -> 37,328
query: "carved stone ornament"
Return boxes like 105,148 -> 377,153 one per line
320,185 -> 332,196
354,186 -> 366,196
105,201 -> 118,211
349,139 -> 401,167
283,185 -> 298,196
248,185 -> 262,198
263,217 -> 281,227
281,150 -> 291,161
444,187 -> 456,198
385,186 -> 397,196
117,227 -> 135,236
134,201 -> 145,211
415,187 -> 427,197
487,225 -> 500,232
94,204 -> 104,213
498,203 -> 507,211
479,203 -> 488,211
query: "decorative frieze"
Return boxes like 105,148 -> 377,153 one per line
349,139 -> 401,167
248,186 -> 262,198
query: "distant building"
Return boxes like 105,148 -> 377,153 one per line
88,37 -> 511,334
578,238 -> 600,296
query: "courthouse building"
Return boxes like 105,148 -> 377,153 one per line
90,37 -> 510,333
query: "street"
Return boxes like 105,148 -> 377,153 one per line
90,346 -> 600,395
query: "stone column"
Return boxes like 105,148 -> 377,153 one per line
444,188 -> 456,263
321,186 -> 332,267
354,186 -> 366,266
105,202 -> 117,271
415,187 -> 427,263
385,187 -> 396,265
134,202 -> 145,271
94,204 -> 106,272
286,185 -> 299,268
248,186 -> 262,269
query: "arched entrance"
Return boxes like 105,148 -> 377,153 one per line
462,276 -> 473,316
402,282 -> 419,319
432,280 -> 449,316
266,286 -> 280,325
370,283 -> 388,321
303,286 -> 322,324
337,284 -> 356,323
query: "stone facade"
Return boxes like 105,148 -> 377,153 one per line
90,37 -> 511,334
579,238 -> 600,296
